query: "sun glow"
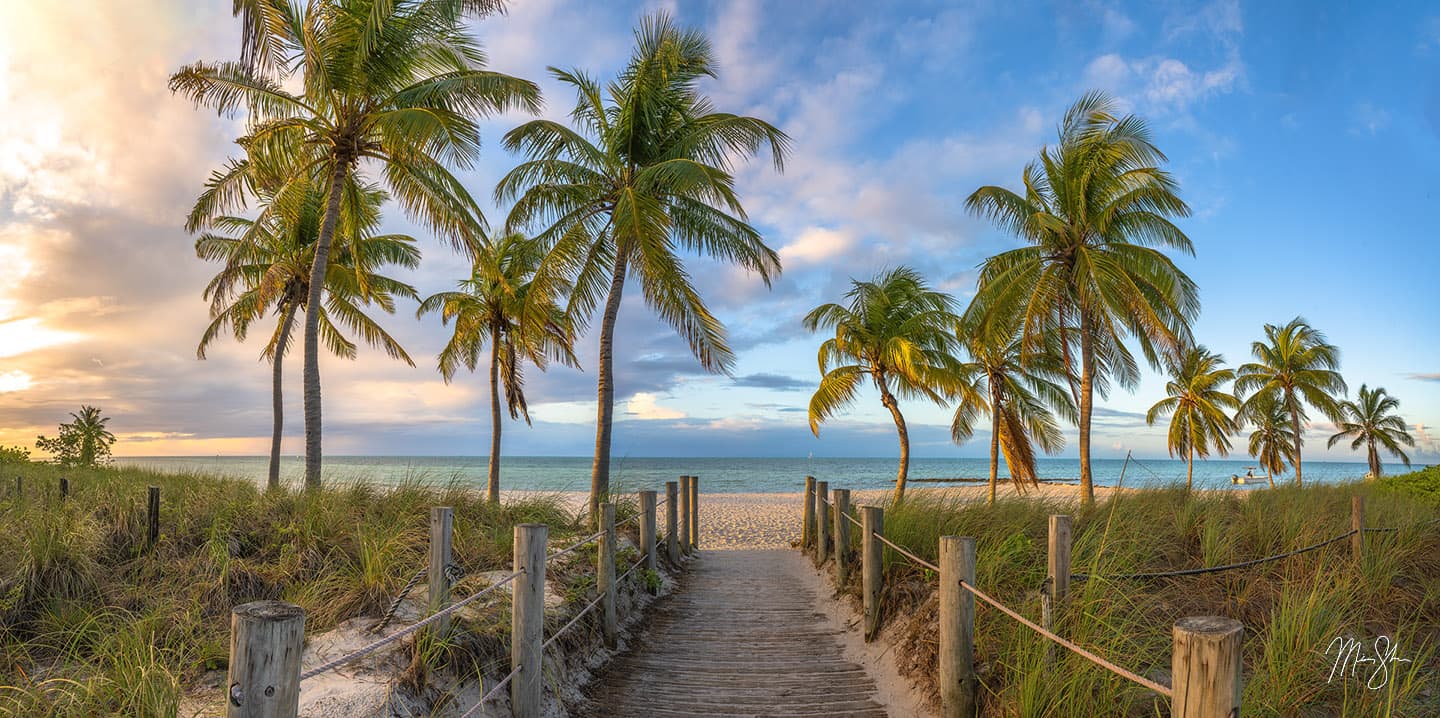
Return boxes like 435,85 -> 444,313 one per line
0,369 -> 31,393
0,317 -> 79,359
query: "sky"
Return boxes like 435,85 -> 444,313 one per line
0,0 -> 1437,464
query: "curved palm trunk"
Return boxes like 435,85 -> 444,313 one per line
988,389 -> 1001,505
589,256 -> 628,526
877,382 -> 911,503
1367,440 -> 1380,478
1290,407 -> 1304,487
302,158 -> 350,490
487,331 -> 503,504
1186,446 -> 1194,492
1077,314 -> 1096,505
268,301 -> 299,490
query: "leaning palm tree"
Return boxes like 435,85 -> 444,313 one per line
1145,346 -> 1239,490
1244,394 -> 1296,487
418,233 -> 577,503
1328,384 -> 1414,478
1235,317 -> 1347,486
172,0 -> 540,487
197,182 -> 420,488
806,267 -> 963,503
496,12 -> 789,521
965,91 -> 1199,504
951,314 -> 1075,504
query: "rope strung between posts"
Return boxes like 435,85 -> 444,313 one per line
546,530 -> 604,564
842,511 -> 862,529
541,554 -> 648,650
457,664 -> 522,718
958,578 -> 1173,698
373,564 -> 428,634
300,570 -> 523,682
1365,516 -> 1440,533
873,531 -> 942,573
1072,529 -> 1357,582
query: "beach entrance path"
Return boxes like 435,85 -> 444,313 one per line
580,548 -> 888,717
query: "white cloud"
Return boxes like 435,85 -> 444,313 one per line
0,370 -> 32,393
1084,53 -> 1242,114
779,227 -> 856,265
623,392 -> 686,420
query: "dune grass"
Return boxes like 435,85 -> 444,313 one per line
0,463 -> 586,717
848,480 -> 1440,716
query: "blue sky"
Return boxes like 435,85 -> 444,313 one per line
1,0 -> 1437,465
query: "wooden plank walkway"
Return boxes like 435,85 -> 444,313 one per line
580,549 -> 887,717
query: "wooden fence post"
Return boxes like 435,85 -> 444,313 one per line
833,488 -> 851,589
640,490 -> 658,579
599,503 -> 618,649
665,481 -> 680,564
226,600 -> 304,718
1351,496 -> 1364,562
512,523 -> 547,718
429,507 -> 454,637
1042,513 -> 1072,663
147,486 -> 161,550
59,477 -> 69,500
679,476 -> 691,557
861,505 -> 884,641
688,475 -> 700,551
802,476 -> 816,552
939,536 -> 978,718
815,481 -> 830,566
1172,616 -> 1243,718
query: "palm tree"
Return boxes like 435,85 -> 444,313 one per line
172,0 -> 540,488
197,182 -> 420,489
1235,317 -> 1347,486
68,407 -> 115,468
950,315 -> 1075,504
418,233 -> 576,503
1145,346 -> 1239,490
805,267 -> 962,503
965,91 -> 1199,504
496,12 -> 789,522
1328,384 -> 1414,478
1244,394 -> 1296,487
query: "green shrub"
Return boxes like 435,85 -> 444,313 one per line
1378,464 -> 1440,505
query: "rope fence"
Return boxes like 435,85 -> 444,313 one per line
458,664 -> 522,718
1073,529 -> 1357,582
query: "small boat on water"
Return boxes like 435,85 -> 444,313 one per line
1230,466 -> 1272,485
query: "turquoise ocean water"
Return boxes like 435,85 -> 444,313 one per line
112,455 -> 1373,493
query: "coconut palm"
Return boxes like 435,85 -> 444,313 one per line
35,407 -> 117,468
1145,346 -> 1239,490
805,267 -> 963,503
1244,394 -> 1296,487
496,12 -> 788,522
950,315 -> 1075,504
197,182 -> 420,489
172,0 -> 540,487
1328,384 -> 1414,478
965,91 -> 1199,504
1235,317 -> 1347,486
418,233 -> 576,503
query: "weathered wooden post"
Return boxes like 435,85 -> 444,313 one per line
640,490 -> 658,578
688,475 -> 700,551
512,523 -> 547,718
679,476 -> 692,557
1172,616 -> 1243,718
147,486 -> 161,550
59,477 -> 69,500
1042,513 -> 1072,663
1351,495 -> 1365,562
814,481 -> 830,566
939,536 -> 977,718
428,507 -> 454,637
861,505 -> 884,641
802,476 -> 816,552
665,481 -> 680,564
833,488 -> 851,589
226,601 -> 304,718
598,503 -> 618,649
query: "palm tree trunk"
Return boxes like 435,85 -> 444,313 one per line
268,300 -> 299,490
878,382 -> 911,503
1077,313 -> 1096,505
302,158 -> 350,490
1186,446 -> 1194,492
1367,440 -> 1380,478
988,391 -> 1000,505
487,330 -> 502,504
589,255 -> 628,526
1290,407 -> 1304,487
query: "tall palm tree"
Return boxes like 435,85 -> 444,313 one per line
1235,317 -> 1347,486
965,91 -> 1199,504
951,315 -> 1075,504
1145,346 -> 1239,490
1244,393 -> 1296,487
496,12 -> 789,522
197,182 -> 419,489
418,233 -> 576,503
172,0 -> 540,488
805,267 -> 962,503
69,407 -> 115,468
1328,384 -> 1414,478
